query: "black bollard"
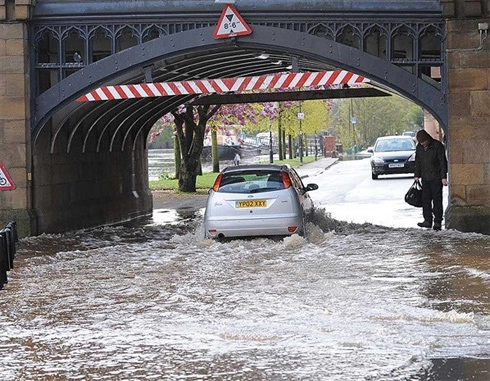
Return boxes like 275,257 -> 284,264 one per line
0,230 -> 7,288
5,221 -> 17,270
0,221 -> 18,290
5,227 -> 14,271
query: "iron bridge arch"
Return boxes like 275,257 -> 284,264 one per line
33,27 -> 447,154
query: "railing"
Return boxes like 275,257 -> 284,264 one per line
0,221 -> 18,290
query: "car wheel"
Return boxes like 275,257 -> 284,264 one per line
299,212 -> 308,238
371,173 -> 379,180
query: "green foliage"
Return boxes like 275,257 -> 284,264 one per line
242,100 -> 332,137
409,107 -> 424,129
331,94 -> 423,149
147,122 -> 174,149
158,172 -> 171,180
298,100 -> 332,135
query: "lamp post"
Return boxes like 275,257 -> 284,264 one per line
297,102 -> 304,164
314,131 -> 318,160
349,98 -> 357,152
269,118 -> 274,163
351,116 -> 357,154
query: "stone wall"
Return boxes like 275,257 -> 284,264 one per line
443,0 -> 490,234
1,1 -> 154,236
32,128 -> 153,233
0,0 -> 36,237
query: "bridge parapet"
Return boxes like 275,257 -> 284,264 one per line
30,1 -> 445,97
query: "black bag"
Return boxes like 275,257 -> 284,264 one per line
405,180 -> 423,207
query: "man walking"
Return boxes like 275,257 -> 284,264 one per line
233,153 -> 241,166
414,129 -> 448,231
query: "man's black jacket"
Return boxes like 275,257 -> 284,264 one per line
414,139 -> 448,181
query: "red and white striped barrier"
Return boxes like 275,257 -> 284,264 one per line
77,70 -> 368,102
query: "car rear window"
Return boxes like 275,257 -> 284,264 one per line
375,139 -> 415,152
218,171 -> 285,193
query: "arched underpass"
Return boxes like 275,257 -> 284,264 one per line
32,25 -> 447,233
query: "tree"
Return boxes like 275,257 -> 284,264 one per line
147,89 -> 334,191
242,99 -> 301,159
206,103 -> 259,172
252,99 -> 332,158
172,104 -> 221,192
147,118 -> 174,149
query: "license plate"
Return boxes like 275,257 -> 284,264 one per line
389,163 -> 404,168
237,200 -> 266,208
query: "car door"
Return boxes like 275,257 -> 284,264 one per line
288,168 -> 314,211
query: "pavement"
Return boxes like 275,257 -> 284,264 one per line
294,157 -> 339,179
152,157 -> 339,211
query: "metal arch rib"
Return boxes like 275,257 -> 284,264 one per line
34,25 -> 447,143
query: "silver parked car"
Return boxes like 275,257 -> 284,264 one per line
204,164 -> 319,239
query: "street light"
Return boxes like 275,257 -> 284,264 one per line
269,118 -> 274,163
297,103 -> 304,165
314,131 -> 318,160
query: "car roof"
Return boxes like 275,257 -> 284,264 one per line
376,135 -> 413,140
221,164 -> 290,174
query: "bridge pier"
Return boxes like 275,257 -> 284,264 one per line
0,2 -> 36,237
443,1 -> 490,234
1,1 -> 153,237
32,132 -> 153,233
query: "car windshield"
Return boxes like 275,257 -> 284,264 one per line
218,171 -> 285,194
375,139 -> 415,152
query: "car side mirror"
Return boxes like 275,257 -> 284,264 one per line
367,148 -> 373,153
305,183 -> 319,192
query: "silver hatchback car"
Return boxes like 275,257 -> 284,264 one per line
204,164 -> 319,239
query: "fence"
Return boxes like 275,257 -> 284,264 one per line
0,221 -> 18,290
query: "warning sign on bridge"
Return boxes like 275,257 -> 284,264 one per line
0,162 -> 16,191
213,4 -> 252,39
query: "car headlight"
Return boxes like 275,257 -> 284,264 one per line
372,157 -> 385,164
408,153 -> 416,162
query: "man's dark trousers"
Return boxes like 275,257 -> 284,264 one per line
421,179 -> 443,225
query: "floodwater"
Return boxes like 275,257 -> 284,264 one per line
1,152 -> 490,380
148,148 -> 177,180
1,209 -> 490,380
148,149 -> 265,180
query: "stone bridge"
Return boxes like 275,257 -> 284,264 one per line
0,0 -> 489,236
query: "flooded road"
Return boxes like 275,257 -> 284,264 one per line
1,156 -> 490,380
1,212 -> 490,380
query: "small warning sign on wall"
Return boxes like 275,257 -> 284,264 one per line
213,4 -> 252,39
0,162 -> 16,191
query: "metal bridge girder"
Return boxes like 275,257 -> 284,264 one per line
34,25 -> 447,144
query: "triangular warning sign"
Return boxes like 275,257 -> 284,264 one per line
0,162 -> 16,191
213,4 -> 252,39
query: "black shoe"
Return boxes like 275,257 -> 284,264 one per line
433,223 -> 441,231
417,221 -> 432,228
